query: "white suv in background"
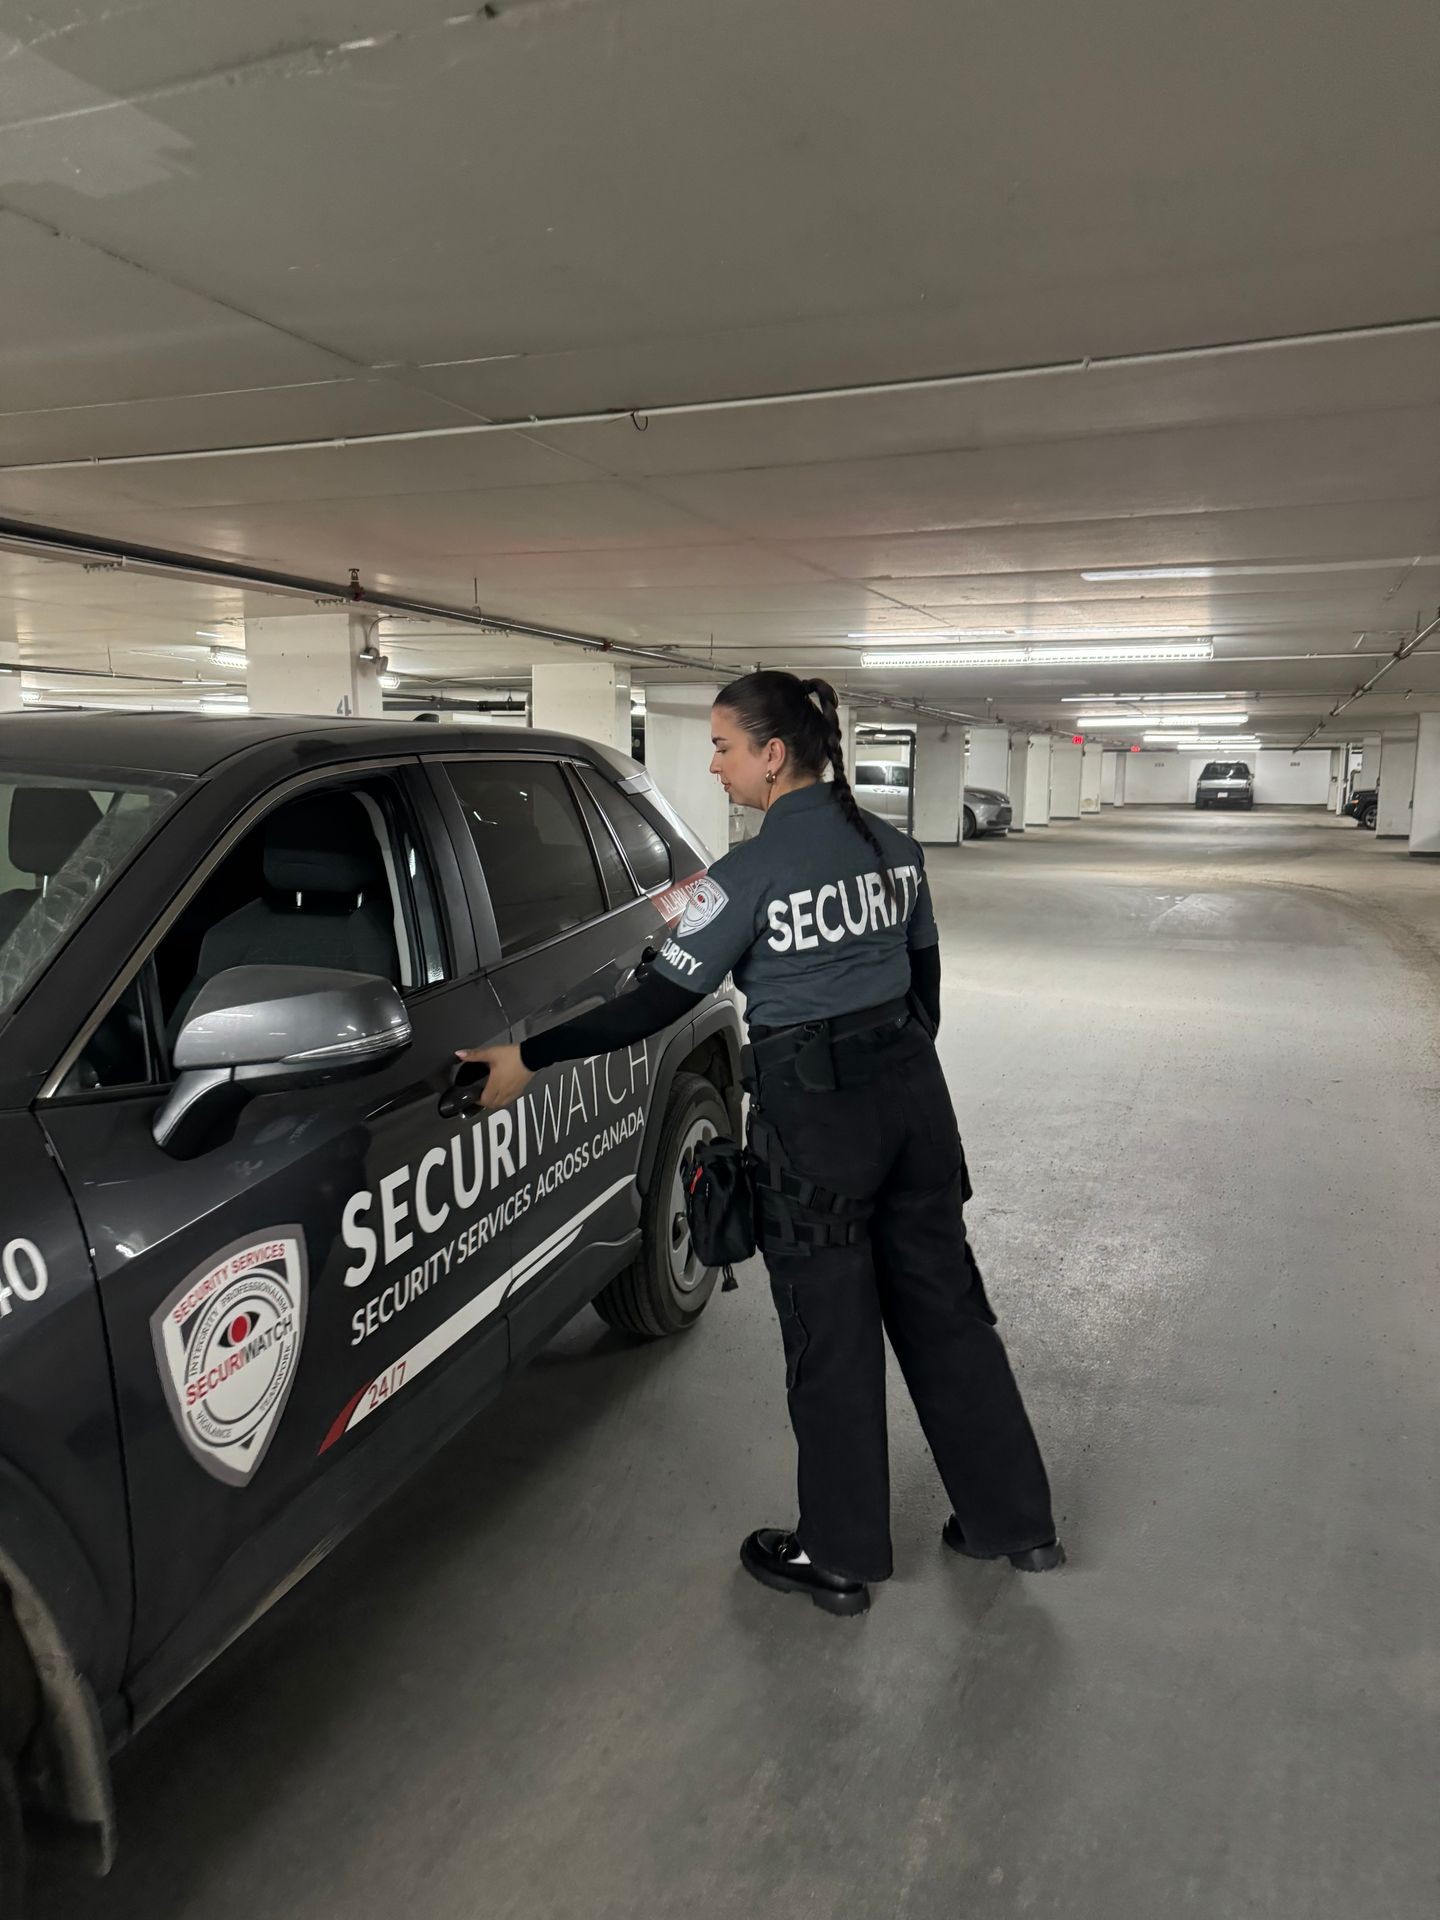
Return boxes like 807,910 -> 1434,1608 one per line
854,761 -> 1012,840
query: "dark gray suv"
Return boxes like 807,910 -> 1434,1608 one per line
0,715 -> 742,1910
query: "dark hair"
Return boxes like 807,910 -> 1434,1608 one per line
714,669 -> 894,897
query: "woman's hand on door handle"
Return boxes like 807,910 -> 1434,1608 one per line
454,1043 -> 532,1113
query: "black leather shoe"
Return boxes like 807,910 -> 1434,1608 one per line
942,1515 -> 1066,1572
740,1529 -> 870,1616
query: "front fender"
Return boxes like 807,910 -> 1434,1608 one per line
637,997 -> 744,1195
0,1472 -> 117,1869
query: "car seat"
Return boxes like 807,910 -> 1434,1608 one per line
0,785 -> 104,945
174,790 -> 401,1031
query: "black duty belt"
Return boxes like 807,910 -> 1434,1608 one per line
747,996 -> 911,1092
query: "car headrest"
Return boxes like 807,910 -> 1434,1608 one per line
8,784 -> 104,877
262,792 -> 386,896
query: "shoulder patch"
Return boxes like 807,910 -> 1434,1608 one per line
677,874 -> 729,936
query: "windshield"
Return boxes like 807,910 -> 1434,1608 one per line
1201,762 -> 1251,779
0,773 -> 178,1019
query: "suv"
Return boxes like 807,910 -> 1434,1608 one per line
1343,786 -> 1378,830
853,761 -> 1012,840
1194,761 -> 1255,810
0,715 -> 741,1908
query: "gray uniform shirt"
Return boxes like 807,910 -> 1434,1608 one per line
651,782 -> 938,1028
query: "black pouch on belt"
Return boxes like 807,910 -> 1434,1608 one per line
681,1135 -> 756,1291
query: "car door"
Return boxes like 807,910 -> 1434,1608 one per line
429,753 -> 672,1363
36,761 -> 518,1720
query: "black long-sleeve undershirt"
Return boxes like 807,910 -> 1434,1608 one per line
518,945 -> 944,1073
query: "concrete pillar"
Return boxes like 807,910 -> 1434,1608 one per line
531,660 -> 631,752
0,677 -> 22,715
246,611 -> 386,717
1329,748 -> 1346,812
1358,735 -> 1382,789
1100,751 -> 1119,805
1049,742 -> 1082,819
1407,714 -> 1440,854
1080,743 -> 1104,813
645,681 -> 728,859
1375,734 -> 1418,838
1021,735 -> 1052,827
834,702 -> 860,788
965,723 -> 1011,794
912,721 -> 966,844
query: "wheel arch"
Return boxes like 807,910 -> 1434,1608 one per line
0,1476 -> 117,1875
637,1001 -> 743,1196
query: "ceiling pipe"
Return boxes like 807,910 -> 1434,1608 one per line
1293,611 -> 1440,747
0,514 -> 982,729
2,317 -> 1435,476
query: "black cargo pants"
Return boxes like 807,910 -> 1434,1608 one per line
751,1020 -> 1056,1583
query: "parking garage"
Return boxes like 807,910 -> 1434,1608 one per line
2,3 -> 1439,1917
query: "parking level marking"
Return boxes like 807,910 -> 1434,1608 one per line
320,1177 -> 633,1453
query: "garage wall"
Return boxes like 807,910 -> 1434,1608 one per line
1121,751 -> 1330,805
1124,754 -> 1215,803
1253,751 -> 1331,804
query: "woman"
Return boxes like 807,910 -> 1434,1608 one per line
460,670 -> 1061,1616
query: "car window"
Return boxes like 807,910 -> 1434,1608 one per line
143,775 -> 445,1069
577,768 -> 672,891
1201,762 -> 1250,779
0,773 -> 178,1022
447,759 -> 607,955
568,772 -> 637,909
854,764 -> 887,787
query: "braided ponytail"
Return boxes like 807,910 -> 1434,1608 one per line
799,677 -> 896,904
715,669 -> 898,904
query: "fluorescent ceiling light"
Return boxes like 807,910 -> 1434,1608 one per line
1082,557 -> 1440,583
209,645 -> 249,671
200,693 -> 248,710
1144,734 -> 1260,746
1075,564 -> 1208,582
852,624 -> 1207,643
861,640 -> 1214,669
378,672 -> 401,692
20,688 -> 44,707
195,628 -> 226,639
1062,692 -> 1238,703
1076,711 -> 1248,728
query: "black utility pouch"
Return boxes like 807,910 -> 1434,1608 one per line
681,1135 -> 756,1291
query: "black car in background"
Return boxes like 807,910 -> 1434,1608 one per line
0,716 -> 742,1910
1343,786 -> 1379,830
1194,760 -> 1255,809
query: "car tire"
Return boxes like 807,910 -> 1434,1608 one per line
962,808 -> 977,841
0,1750 -> 24,1920
1359,801 -> 1377,830
594,1071 -> 729,1339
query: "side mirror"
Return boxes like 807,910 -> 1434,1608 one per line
154,965 -> 411,1158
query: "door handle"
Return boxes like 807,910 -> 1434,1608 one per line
618,945 -> 660,993
438,1059 -> 489,1119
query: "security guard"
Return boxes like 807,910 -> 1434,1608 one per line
462,670 -> 1061,1616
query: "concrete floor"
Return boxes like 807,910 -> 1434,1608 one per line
34,808 -> 1440,1920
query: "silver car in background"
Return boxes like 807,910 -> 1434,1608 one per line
854,761 -> 1012,840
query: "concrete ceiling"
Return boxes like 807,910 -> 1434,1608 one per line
1,0 -> 1438,747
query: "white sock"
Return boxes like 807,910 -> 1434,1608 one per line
788,1542 -> 811,1566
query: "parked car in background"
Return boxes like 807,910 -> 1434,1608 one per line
0,714 -> 742,1906
854,761 -> 1012,840
962,786 -> 1012,840
1194,761 -> 1255,810
1343,786 -> 1378,830
853,759 -> 912,827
